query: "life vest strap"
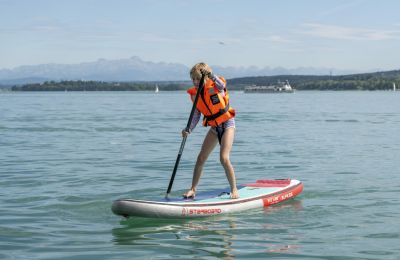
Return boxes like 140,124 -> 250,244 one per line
215,124 -> 225,145
204,103 -> 230,122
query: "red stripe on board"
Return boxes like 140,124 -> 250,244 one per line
262,182 -> 303,207
243,179 -> 291,187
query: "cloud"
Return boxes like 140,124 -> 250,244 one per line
31,25 -> 61,33
315,0 -> 366,18
301,23 -> 400,41
265,35 -> 295,43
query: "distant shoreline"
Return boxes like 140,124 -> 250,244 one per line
5,69 -> 400,91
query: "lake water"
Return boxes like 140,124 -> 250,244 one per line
1,91 -> 399,259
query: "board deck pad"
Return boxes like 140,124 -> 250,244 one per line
112,179 -> 303,218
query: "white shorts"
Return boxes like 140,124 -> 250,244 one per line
210,118 -> 235,135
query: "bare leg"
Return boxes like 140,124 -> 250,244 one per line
183,129 -> 218,197
220,128 -> 239,199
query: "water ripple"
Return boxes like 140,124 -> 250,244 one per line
1,91 -> 399,259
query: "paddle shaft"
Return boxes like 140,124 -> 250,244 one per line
166,74 -> 205,198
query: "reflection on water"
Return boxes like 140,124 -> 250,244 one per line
111,199 -> 304,258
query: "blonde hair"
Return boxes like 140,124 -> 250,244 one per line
190,62 -> 212,81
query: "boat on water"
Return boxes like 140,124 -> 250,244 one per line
244,80 -> 294,93
155,84 -> 159,93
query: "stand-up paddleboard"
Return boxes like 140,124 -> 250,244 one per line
112,179 -> 303,219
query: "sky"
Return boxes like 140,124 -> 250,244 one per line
1,0 -> 400,71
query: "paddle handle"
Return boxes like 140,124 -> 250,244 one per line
165,74 -> 205,198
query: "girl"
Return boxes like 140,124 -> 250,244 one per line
182,62 -> 239,199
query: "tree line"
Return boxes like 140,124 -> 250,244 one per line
228,70 -> 400,90
10,69 -> 400,91
11,81 -> 189,91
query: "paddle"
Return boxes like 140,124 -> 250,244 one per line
165,73 -> 206,198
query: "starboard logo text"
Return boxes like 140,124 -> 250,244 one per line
181,208 -> 222,216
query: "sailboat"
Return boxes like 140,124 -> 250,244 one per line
393,82 -> 396,91
155,84 -> 159,93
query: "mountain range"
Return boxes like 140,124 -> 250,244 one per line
0,56 -> 365,85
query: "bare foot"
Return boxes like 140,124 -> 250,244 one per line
230,189 -> 239,199
183,188 -> 196,199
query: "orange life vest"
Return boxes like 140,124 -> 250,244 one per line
187,77 -> 235,126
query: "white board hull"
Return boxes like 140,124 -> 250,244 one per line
112,179 -> 303,219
